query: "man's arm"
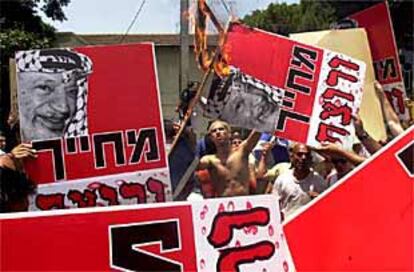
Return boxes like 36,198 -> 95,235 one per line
241,130 -> 262,155
374,81 -> 404,137
1,143 -> 38,171
256,142 -> 273,179
315,143 -> 365,166
353,115 -> 382,155
197,155 -> 211,171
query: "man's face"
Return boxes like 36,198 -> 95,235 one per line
18,72 -> 77,141
231,137 -> 242,149
291,144 -> 312,172
209,122 -> 230,147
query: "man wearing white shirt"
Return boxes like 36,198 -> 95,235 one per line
272,143 -> 327,218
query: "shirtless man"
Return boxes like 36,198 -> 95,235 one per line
198,120 -> 261,197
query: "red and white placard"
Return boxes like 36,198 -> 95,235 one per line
284,125 -> 413,271
348,2 -> 409,120
0,195 -> 294,272
15,43 -> 172,209
224,23 -> 366,148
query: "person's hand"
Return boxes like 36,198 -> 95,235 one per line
10,143 -> 37,159
353,114 -> 365,137
260,141 -> 274,158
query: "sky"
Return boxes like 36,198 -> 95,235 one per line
40,0 -> 298,34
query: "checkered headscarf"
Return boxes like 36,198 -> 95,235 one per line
16,49 -> 93,137
205,67 -> 285,119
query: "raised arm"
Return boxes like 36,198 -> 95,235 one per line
374,81 -> 404,137
315,143 -> 365,166
255,142 -> 273,179
353,115 -> 383,155
241,130 -> 262,155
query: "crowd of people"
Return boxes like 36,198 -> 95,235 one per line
0,74 -> 412,218
168,80 -> 413,220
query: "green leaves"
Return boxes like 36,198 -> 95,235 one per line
0,29 -> 52,59
242,1 -> 337,36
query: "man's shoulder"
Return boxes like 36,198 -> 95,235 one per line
275,169 -> 295,183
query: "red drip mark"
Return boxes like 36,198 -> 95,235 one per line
268,225 -> 274,237
200,205 -> 209,220
218,203 -> 225,213
243,225 -> 258,235
227,201 -> 235,211
283,260 -> 289,272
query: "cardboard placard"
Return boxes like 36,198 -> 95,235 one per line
347,2 -> 409,120
290,28 -> 387,141
15,43 -> 172,210
0,195 -> 294,272
284,126 -> 414,271
219,23 -> 366,148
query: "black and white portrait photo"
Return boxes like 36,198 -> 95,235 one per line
206,68 -> 284,133
16,49 -> 93,142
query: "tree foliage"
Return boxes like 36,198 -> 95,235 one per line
242,0 -> 412,51
0,0 -> 70,61
242,1 -> 337,36
0,0 -> 70,131
0,30 -> 50,61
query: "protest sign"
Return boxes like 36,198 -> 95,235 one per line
207,22 -> 366,148
0,195 -> 294,272
290,28 -> 387,141
343,2 -> 409,121
284,125 -> 413,271
15,43 -> 172,210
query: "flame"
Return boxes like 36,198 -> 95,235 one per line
213,33 -> 231,77
194,0 -> 212,71
193,0 -> 231,77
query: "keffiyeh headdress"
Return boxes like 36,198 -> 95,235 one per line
16,49 -> 93,137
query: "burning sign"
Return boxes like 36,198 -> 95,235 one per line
203,23 -> 366,148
